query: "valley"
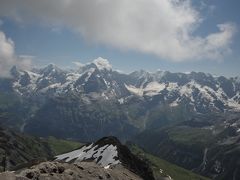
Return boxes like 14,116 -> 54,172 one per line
0,60 -> 240,179
0,0 -> 239,179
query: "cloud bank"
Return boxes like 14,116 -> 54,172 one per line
0,0 -> 237,61
0,31 -> 31,77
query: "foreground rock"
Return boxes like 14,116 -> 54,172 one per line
0,136 -> 155,180
0,161 -> 143,180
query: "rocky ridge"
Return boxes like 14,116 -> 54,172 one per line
0,161 -> 144,180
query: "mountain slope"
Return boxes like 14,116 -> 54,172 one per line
24,97 -> 139,141
56,136 -> 155,180
133,112 -> 240,179
0,125 -> 53,172
0,161 -> 144,180
128,143 -> 210,180
0,124 -> 85,173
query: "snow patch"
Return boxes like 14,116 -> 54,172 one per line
85,68 -> 95,82
126,82 -> 166,96
169,100 -> 179,107
118,98 -> 124,104
144,82 -> 165,96
228,99 -> 240,111
125,84 -> 143,96
55,143 -> 120,167
66,73 -> 82,82
166,82 -> 178,91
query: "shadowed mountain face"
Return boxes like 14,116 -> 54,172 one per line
133,112 -> 240,180
0,125 -> 53,172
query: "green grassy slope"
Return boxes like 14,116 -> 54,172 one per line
128,143 -> 210,180
44,136 -> 83,155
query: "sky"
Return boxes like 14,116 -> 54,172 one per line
0,0 -> 239,77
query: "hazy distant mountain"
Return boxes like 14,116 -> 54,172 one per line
0,58 -> 240,141
8,59 -> 240,113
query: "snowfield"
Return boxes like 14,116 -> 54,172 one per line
55,143 -> 120,167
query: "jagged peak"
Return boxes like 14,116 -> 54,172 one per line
130,69 -> 149,77
9,65 -> 30,78
40,63 -> 63,75
94,136 -> 122,147
45,63 -> 59,70
10,65 -> 20,77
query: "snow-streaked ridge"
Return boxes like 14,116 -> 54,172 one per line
55,143 -> 120,167
126,79 -> 240,111
8,61 -> 240,112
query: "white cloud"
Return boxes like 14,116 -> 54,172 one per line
73,57 -> 112,70
0,31 -> 32,77
0,0 -> 237,61
72,61 -> 84,68
93,57 -> 112,70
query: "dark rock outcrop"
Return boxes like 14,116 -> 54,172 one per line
93,137 -> 155,180
0,126 -> 53,172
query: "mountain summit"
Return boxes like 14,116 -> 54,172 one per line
56,136 -> 155,180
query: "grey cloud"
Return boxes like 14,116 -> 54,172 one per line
0,31 -> 32,77
0,0 -> 237,61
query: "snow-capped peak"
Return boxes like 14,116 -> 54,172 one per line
93,57 -> 112,71
44,63 -> 58,70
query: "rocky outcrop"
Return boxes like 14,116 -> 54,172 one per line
0,136 -> 155,180
0,161 -> 143,180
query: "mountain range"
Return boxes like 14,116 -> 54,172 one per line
7,58 -> 240,113
1,58 -> 240,179
1,58 -> 240,139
